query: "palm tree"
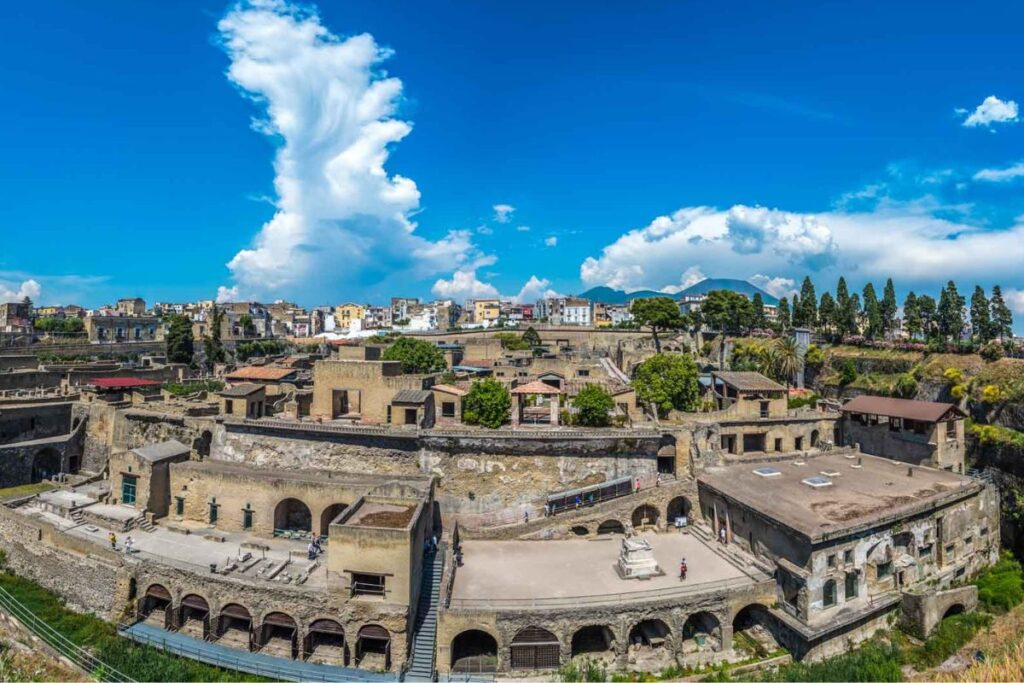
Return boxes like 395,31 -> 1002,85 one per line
757,346 -> 781,382
773,336 -> 800,389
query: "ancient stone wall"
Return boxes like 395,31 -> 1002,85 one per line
0,506 -> 124,616
0,403 -> 71,444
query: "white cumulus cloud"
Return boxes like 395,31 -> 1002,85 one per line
514,275 -> 561,303
216,285 -> 241,303
749,274 -> 797,300
493,204 -> 515,223
580,203 -> 1024,296
973,162 -> 1024,183
659,266 -> 706,294
431,268 -> 499,301
216,0 -> 491,301
0,279 -> 41,303
544,236 -> 558,247
961,95 -> 1019,128
1005,289 -> 1024,316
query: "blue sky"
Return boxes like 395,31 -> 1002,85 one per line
1,0 -> 1022,322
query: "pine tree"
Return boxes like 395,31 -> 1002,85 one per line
777,297 -> 791,331
836,277 -> 851,334
970,285 -> 992,343
849,293 -> 861,334
799,276 -> 817,329
881,278 -> 898,338
751,293 -> 767,329
937,281 -> 965,345
990,285 -> 1013,341
791,293 -> 803,327
903,292 -> 921,339
917,294 -> 937,340
862,283 -> 882,339
818,292 -> 836,336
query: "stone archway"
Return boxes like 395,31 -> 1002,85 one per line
510,626 -> 560,671
451,629 -> 498,674
681,611 -> 721,654
259,612 -> 299,659
274,498 -> 312,534
631,504 -> 660,530
732,604 -> 779,657
320,503 -> 349,536
178,594 -> 211,639
306,619 -> 347,665
666,496 -> 692,524
32,447 -> 62,483
571,624 -> 615,662
597,519 -> 625,535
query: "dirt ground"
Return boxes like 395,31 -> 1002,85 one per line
0,621 -> 85,682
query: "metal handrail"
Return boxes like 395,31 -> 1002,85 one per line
120,622 -> 385,682
448,575 -> 751,610
0,585 -> 134,682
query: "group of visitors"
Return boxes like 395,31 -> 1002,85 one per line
108,532 -> 135,555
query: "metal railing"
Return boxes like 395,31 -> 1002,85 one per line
447,575 -> 751,610
119,623 -> 385,682
0,585 -> 133,682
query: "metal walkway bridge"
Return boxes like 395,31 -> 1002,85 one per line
119,622 -> 395,682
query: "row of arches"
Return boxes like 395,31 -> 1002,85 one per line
272,499 -> 349,536
138,584 -> 391,669
567,497 -> 694,537
449,605 -> 775,673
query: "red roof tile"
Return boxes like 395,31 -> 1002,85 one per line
88,377 -> 161,389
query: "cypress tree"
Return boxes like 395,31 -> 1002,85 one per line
990,286 -> 1013,341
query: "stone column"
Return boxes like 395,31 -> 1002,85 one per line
720,624 -> 733,652
550,396 -> 559,425
511,396 -> 520,426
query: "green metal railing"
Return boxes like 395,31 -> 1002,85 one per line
0,585 -> 134,682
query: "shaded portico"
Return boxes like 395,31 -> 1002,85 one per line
510,380 -> 564,426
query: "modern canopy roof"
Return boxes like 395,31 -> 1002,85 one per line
131,439 -> 191,463
224,366 -> 296,381
841,395 -> 965,423
510,380 -> 563,395
392,389 -> 433,404
218,383 -> 264,397
711,371 -> 786,392
87,377 -> 161,389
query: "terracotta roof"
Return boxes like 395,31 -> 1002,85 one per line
88,377 -> 161,389
510,379 -> 563,395
712,371 -> 786,392
225,366 -> 296,381
841,395 -> 965,423
432,384 -> 468,397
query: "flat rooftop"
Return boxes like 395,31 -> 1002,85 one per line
16,502 -> 326,589
450,532 -> 752,609
344,502 -> 416,528
699,453 -> 982,542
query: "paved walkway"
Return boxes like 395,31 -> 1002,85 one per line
450,532 -> 751,609
121,622 -> 393,682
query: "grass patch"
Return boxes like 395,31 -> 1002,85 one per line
0,482 -> 55,502
759,639 -> 903,681
976,551 -> 1024,613
902,612 -> 992,668
162,379 -> 224,397
0,567 -> 268,681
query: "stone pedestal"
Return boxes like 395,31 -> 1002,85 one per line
616,537 -> 662,579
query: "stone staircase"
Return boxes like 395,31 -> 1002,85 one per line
689,523 -> 772,577
128,512 -> 156,533
403,542 -> 445,681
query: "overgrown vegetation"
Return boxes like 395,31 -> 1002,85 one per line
572,384 -> 615,427
633,352 -> 700,418
461,378 -> 511,428
559,657 -> 608,682
0,565 -> 266,681
787,393 -> 819,410
162,379 -> 225,397
0,482 -> 55,502
380,336 -> 446,373
164,314 -> 194,365
976,551 -> 1024,613
760,639 -> 903,682
234,339 -> 288,361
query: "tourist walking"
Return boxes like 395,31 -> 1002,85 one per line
523,510 -> 530,524
108,532 -> 117,550
307,541 -> 316,560
679,558 -> 687,581
124,535 -> 134,555
719,527 -> 727,544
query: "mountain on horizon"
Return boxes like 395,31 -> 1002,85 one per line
578,278 -> 779,306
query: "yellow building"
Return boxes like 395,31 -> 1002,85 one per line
472,299 -> 501,323
334,303 -> 365,330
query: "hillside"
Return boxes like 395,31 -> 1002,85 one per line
579,277 -> 778,305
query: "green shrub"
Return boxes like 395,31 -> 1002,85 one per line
234,339 -> 287,361
904,612 -> 991,668
761,639 -> 902,681
894,373 -> 918,398
787,394 -> 819,410
572,384 -> 615,427
462,378 -> 512,428
975,551 -> 1024,613
804,344 -> 825,368
0,570 -> 266,681
162,379 -> 225,396
559,657 -> 607,682
381,337 -> 446,373
837,358 -> 858,385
